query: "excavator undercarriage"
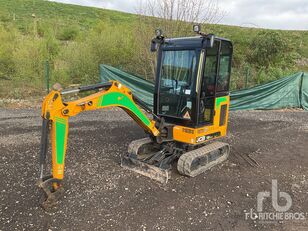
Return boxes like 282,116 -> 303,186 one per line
122,138 -> 229,184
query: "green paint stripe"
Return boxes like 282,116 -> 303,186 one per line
97,95 -> 103,107
98,92 -> 151,126
55,117 -> 67,165
215,96 -> 228,109
56,117 -> 66,124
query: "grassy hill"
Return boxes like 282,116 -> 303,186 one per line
0,0 -> 307,99
1,0 -> 307,56
0,0 -> 136,28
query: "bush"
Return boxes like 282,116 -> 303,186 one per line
0,11 -> 306,99
0,26 -> 17,80
248,31 -> 289,68
0,13 -> 11,23
57,26 -> 79,41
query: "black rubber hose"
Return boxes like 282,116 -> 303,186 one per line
79,82 -> 112,93
39,119 -> 49,167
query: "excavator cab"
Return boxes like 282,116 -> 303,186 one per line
152,30 -> 233,128
38,25 -> 233,210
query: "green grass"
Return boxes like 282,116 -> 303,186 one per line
0,0 -> 136,29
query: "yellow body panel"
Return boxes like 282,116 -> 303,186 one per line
173,96 -> 230,145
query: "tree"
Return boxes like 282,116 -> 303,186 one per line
138,0 -> 224,35
134,0 -> 225,80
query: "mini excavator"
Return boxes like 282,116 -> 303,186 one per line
38,25 -> 233,209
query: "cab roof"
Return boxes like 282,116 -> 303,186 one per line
163,36 -> 231,49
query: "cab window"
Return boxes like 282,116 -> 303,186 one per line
217,41 -> 232,92
158,49 -> 199,119
198,41 -> 220,124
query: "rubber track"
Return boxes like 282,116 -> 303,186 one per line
177,142 -> 230,177
128,137 -> 153,155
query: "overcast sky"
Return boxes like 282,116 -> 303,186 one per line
49,0 -> 308,30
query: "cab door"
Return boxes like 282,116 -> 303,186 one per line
157,49 -> 200,127
198,41 -> 220,125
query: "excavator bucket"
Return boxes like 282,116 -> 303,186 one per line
37,175 -> 64,210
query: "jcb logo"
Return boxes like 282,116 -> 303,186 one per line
257,179 -> 292,212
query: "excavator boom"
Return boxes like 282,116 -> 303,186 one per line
38,81 -> 160,209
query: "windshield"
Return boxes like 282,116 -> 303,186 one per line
158,49 -> 199,119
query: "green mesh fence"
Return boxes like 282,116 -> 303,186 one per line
100,64 -> 308,111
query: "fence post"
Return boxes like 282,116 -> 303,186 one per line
245,66 -> 250,89
45,60 -> 50,93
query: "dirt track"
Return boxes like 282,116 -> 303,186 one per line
0,109 -> 307,230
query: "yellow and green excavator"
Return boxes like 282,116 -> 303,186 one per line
38,25 -> 233,209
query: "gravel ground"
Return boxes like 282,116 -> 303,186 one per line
0,109 -> 307,230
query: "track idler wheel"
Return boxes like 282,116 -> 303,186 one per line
37,175 -> 64,211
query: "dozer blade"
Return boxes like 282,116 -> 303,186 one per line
121,154 -> 171,184
121,137 -> 171,184
177,141 -> 230,177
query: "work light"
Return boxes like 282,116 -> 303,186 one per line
155,29 -> 162,37
193,24 -> 201,33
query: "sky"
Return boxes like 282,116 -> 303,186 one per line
49,0 -> 308,30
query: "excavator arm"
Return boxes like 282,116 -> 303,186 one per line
38,81 -> 159,209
